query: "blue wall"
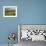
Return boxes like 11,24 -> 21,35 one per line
0,0 -> 46,44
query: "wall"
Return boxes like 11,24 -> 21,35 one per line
0,0 -> 46,44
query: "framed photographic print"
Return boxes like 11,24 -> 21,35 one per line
3,6 -> 17,17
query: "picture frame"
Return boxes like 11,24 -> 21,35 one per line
3,6 -> 17,17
